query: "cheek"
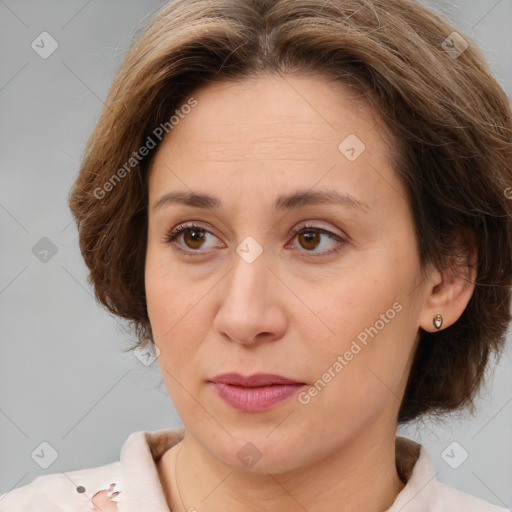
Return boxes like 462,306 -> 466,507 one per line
145,254 -> 212,388
147,275 -> 208,412
146,280 -> 204,358
299,266 -> 415,407
145,245 -> 190,336
295,315 -> 413,445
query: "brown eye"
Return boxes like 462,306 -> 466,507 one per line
164,222 -> 221,254
164,222 -> 346,258
289,224 -> 346,257
181,227 -> 207,249
297,230 -> 321,251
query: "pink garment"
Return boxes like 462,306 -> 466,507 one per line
0,426 -> 508,511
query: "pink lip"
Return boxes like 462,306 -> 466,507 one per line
209,373 -> 306,412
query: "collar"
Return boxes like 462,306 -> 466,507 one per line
117,426 -> 185,511
116,427 -> 441,512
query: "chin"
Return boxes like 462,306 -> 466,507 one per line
201,428 -> 307,474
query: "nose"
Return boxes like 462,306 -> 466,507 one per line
213,248 -> 287,346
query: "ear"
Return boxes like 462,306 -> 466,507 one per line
419,229 -> 477,333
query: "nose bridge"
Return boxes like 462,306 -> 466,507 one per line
226,239 -> 268,308
214,241 -> 283,344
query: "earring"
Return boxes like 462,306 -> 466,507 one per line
433,314 -> 443,329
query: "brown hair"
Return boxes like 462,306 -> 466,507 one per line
68,0 -> 512,424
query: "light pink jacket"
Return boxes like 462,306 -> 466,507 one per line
0,427 -> 508,511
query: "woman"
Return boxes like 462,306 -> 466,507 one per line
1,0 -> 511,510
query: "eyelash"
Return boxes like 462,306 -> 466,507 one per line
163,222 -> 347,258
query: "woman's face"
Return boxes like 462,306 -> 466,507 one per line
145,73 -> 435,472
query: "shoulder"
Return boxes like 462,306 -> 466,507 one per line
393,438 -> 508,512
0,461 -> 122,512
434,480 -> 508,512
0,426 -> 184,512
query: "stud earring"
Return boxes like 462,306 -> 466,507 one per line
433,314 -> 443,329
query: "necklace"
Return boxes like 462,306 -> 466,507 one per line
174,441 -> 188,512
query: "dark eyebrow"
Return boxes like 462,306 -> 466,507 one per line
153,189 -> 370,213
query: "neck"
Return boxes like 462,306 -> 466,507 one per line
157,420 -> 406,512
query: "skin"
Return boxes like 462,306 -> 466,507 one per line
145,72 -> 476,512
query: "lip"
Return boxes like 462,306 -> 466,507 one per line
208,373 -> 306,412
210,372 -> 304,387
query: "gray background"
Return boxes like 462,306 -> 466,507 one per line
0,0 -> 511,508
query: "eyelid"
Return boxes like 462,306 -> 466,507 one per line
290,220 -> 345,239
165,220 -> 217,237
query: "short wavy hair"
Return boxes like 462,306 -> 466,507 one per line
68,0 -> 512,424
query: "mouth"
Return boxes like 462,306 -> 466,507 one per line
208,373 -> 306,412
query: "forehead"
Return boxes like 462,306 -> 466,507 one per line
148,73 -> 401,210
164,73 -> 385,151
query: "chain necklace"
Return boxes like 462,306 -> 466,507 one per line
174,441 -> 188,512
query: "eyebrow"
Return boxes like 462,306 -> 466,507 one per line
153,189 -> 370,213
